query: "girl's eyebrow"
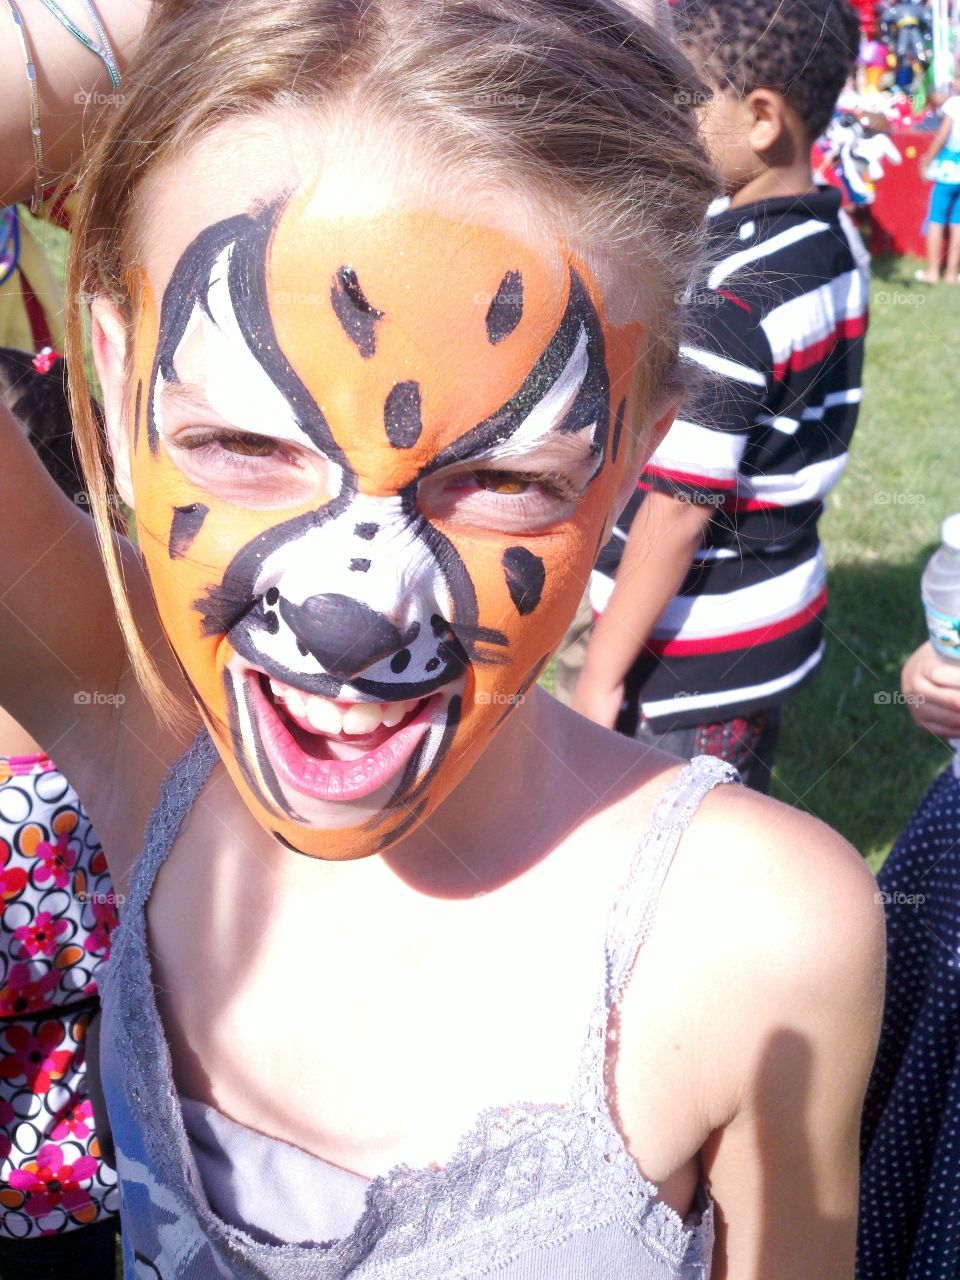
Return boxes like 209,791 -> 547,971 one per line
159,382 -> 216,414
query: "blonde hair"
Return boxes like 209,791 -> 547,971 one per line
65,0 -> 719,713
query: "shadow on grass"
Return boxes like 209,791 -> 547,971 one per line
869,253 -> 920,284
772,544 -> 953,868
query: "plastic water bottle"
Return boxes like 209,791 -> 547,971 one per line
921,514 -> 960,770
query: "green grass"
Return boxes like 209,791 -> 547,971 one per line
769,255 -> 960,870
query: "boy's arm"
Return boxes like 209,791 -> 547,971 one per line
572,492 -> 711,728
572,287 -> 771,730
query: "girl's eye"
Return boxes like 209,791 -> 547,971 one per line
216,435 -> 275,458
473,470 -> 531,495
417,465 -> 579,533
177,430 -> 279,460
164,427 -> 331,509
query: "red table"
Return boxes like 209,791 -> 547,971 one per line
814,126 -> 934,258
869,128 -> 933,258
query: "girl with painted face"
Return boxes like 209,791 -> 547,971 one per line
0,2 -> 884,1276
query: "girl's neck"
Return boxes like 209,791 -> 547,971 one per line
379,686 -> 564,897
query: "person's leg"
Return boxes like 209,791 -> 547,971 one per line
629,708 -> 781,792
0,1219 -> 118,1280
631,717 -> 700,762
689,706 -> 781,794
923,220 -> 944,282
921,184 -> 950,281
944,190 -> 960,282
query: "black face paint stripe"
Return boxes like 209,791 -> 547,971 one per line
383,380 -> 423,449
485,269 -> 523,345
502,546 -> 545,616
227,202 -> 346,463
148,212 -> 253,457
495,652 -> 550,726
330,266 -> 384,359
132,379 -> 143,452
374,800 -> 428,851
611,396 -> 626,464
224,668 -> 293,819
273,831 -> 312,857
150,199 -> 347,465
195,580 -> 261,638
354,522 -> 378,540
421,268 -> 610,477
168,503 -> 209,561
385,694 -> 463,815
349,558 -> 371,573
593,521 -> 607,563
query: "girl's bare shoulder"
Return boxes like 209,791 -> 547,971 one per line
643,778 -> 885,1123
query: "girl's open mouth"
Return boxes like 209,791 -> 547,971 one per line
248,672 -> 434,802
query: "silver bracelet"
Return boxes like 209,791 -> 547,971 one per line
32,0 -> 121,88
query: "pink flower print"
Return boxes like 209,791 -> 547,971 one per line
14,910 -> 69,958
0,1021 -> 73,1092
83,896 -> 117,961
32,832 -> 78,889
0,836 -> 27,903
8,1142 -> 97,1219
0,963 -> 59,1017
81,896 -> 117,962
51,1098 -> 94,1142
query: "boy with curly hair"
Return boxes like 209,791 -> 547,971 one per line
573,0 -> 869,792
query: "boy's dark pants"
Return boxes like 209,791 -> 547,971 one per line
629,707 -> 782,794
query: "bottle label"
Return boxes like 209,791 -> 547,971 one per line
925,604 -> 960,659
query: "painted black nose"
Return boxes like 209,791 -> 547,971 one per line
279,594 -> 417,680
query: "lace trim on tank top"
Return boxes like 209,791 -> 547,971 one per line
100,733 -> 738,1279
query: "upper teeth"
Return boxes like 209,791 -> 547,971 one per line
269,679 -> 416,736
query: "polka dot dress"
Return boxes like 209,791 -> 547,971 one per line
858,764 -> 960,1280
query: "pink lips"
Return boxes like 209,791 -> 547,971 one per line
249,675 -> 433,803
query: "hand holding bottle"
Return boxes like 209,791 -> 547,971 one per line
902,641 -> 960,739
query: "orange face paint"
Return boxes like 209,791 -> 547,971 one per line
129,191 -> 644,858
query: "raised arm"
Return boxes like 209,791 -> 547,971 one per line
0,400 -> 129,748
0,3 -> 156,763
1,0 -> 150,206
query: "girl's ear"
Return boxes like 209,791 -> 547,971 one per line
90,298 -> 135,510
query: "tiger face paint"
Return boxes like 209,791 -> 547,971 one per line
128,189 -> 644,859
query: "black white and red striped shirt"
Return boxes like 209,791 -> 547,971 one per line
593,187 -> 869,731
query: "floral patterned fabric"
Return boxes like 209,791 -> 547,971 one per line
0,754 -> 119,1239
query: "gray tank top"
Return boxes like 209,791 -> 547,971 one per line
99,731 -> 738,1279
